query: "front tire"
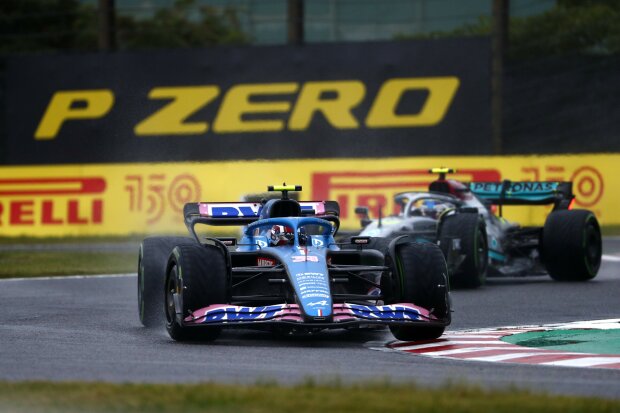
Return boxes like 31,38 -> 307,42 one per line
386,242 -> 450,341
439,213 -> 488,288
542,209 -> 602,281
165,244 -> 228,341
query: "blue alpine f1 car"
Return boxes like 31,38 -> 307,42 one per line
138,185 -> 451,342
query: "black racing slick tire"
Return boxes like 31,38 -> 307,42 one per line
138,236 -> 195,327
542,209 -> 602,281
439,213 -> 488,288
165,244 -> 228,341
387,242 -> 450,342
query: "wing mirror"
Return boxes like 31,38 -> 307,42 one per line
354,206 -> 372,228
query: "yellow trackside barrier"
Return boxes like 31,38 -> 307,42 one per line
0,154 -> 617,236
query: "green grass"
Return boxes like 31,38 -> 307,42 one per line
0,381 -> 618,413
0,251 -> 137,278
601,225 -> 620,236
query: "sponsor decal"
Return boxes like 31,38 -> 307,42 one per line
292,255 -> 319,263
0,177 -> 105,227
194,305 -> 284,322
470,181 -> 558,193
126,173 -> 201,224
35,90 -> 115,140
217,238 -> 237,246
308,300 -> 329,307
201,203 -> 261,218
0,155 -> 614,236
296,272 -> 330,301
347,304 -> 422,321
34,77 -> 460,140
257,257 -> 276,267
300,203 -> 321,214
569,166 -> 604,207
311,238 -> 324,247
6,40 -> 494,164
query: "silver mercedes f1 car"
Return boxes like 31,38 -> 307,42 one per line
356,168 -> 602,288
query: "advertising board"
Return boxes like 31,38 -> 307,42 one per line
4,38 -> 490,165
0,154 -> 614,236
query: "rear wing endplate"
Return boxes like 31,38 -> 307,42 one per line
468,181 -> 574,208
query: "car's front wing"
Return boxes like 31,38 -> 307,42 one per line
183,302 -> 447,328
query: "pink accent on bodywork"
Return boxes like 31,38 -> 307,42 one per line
198,203 -> 209,216
300,202 -> 326,215
195,201 -> 329,217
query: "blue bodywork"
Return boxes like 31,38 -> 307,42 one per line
239,217 -> 338,320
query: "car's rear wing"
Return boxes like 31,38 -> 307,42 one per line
184,200 -> 340,228
468,181 -> 574,209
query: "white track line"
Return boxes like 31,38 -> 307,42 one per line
0,273 -> 135,282
469,352 -> 563,362
424,347 -> 530,356
395,340 -> 512,351
541,357 -> 620,367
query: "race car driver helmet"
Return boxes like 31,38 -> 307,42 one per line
410,199 -> 450,219
268,225 -> 295,246
431,202 -> 449,218
421,200 -> 439,218
410,199 -> 435,216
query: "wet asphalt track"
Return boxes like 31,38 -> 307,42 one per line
1,239 -> 619,399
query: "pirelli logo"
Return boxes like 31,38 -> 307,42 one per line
0,177 -> 106,226
34,77 -> 460,139
312,169 -> 501,219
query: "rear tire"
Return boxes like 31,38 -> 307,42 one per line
387,242 -> 450,341
138,236 -> 194,327
165,244 -> 228,341
439,213 -> 488,288
542,209 -> 602,281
